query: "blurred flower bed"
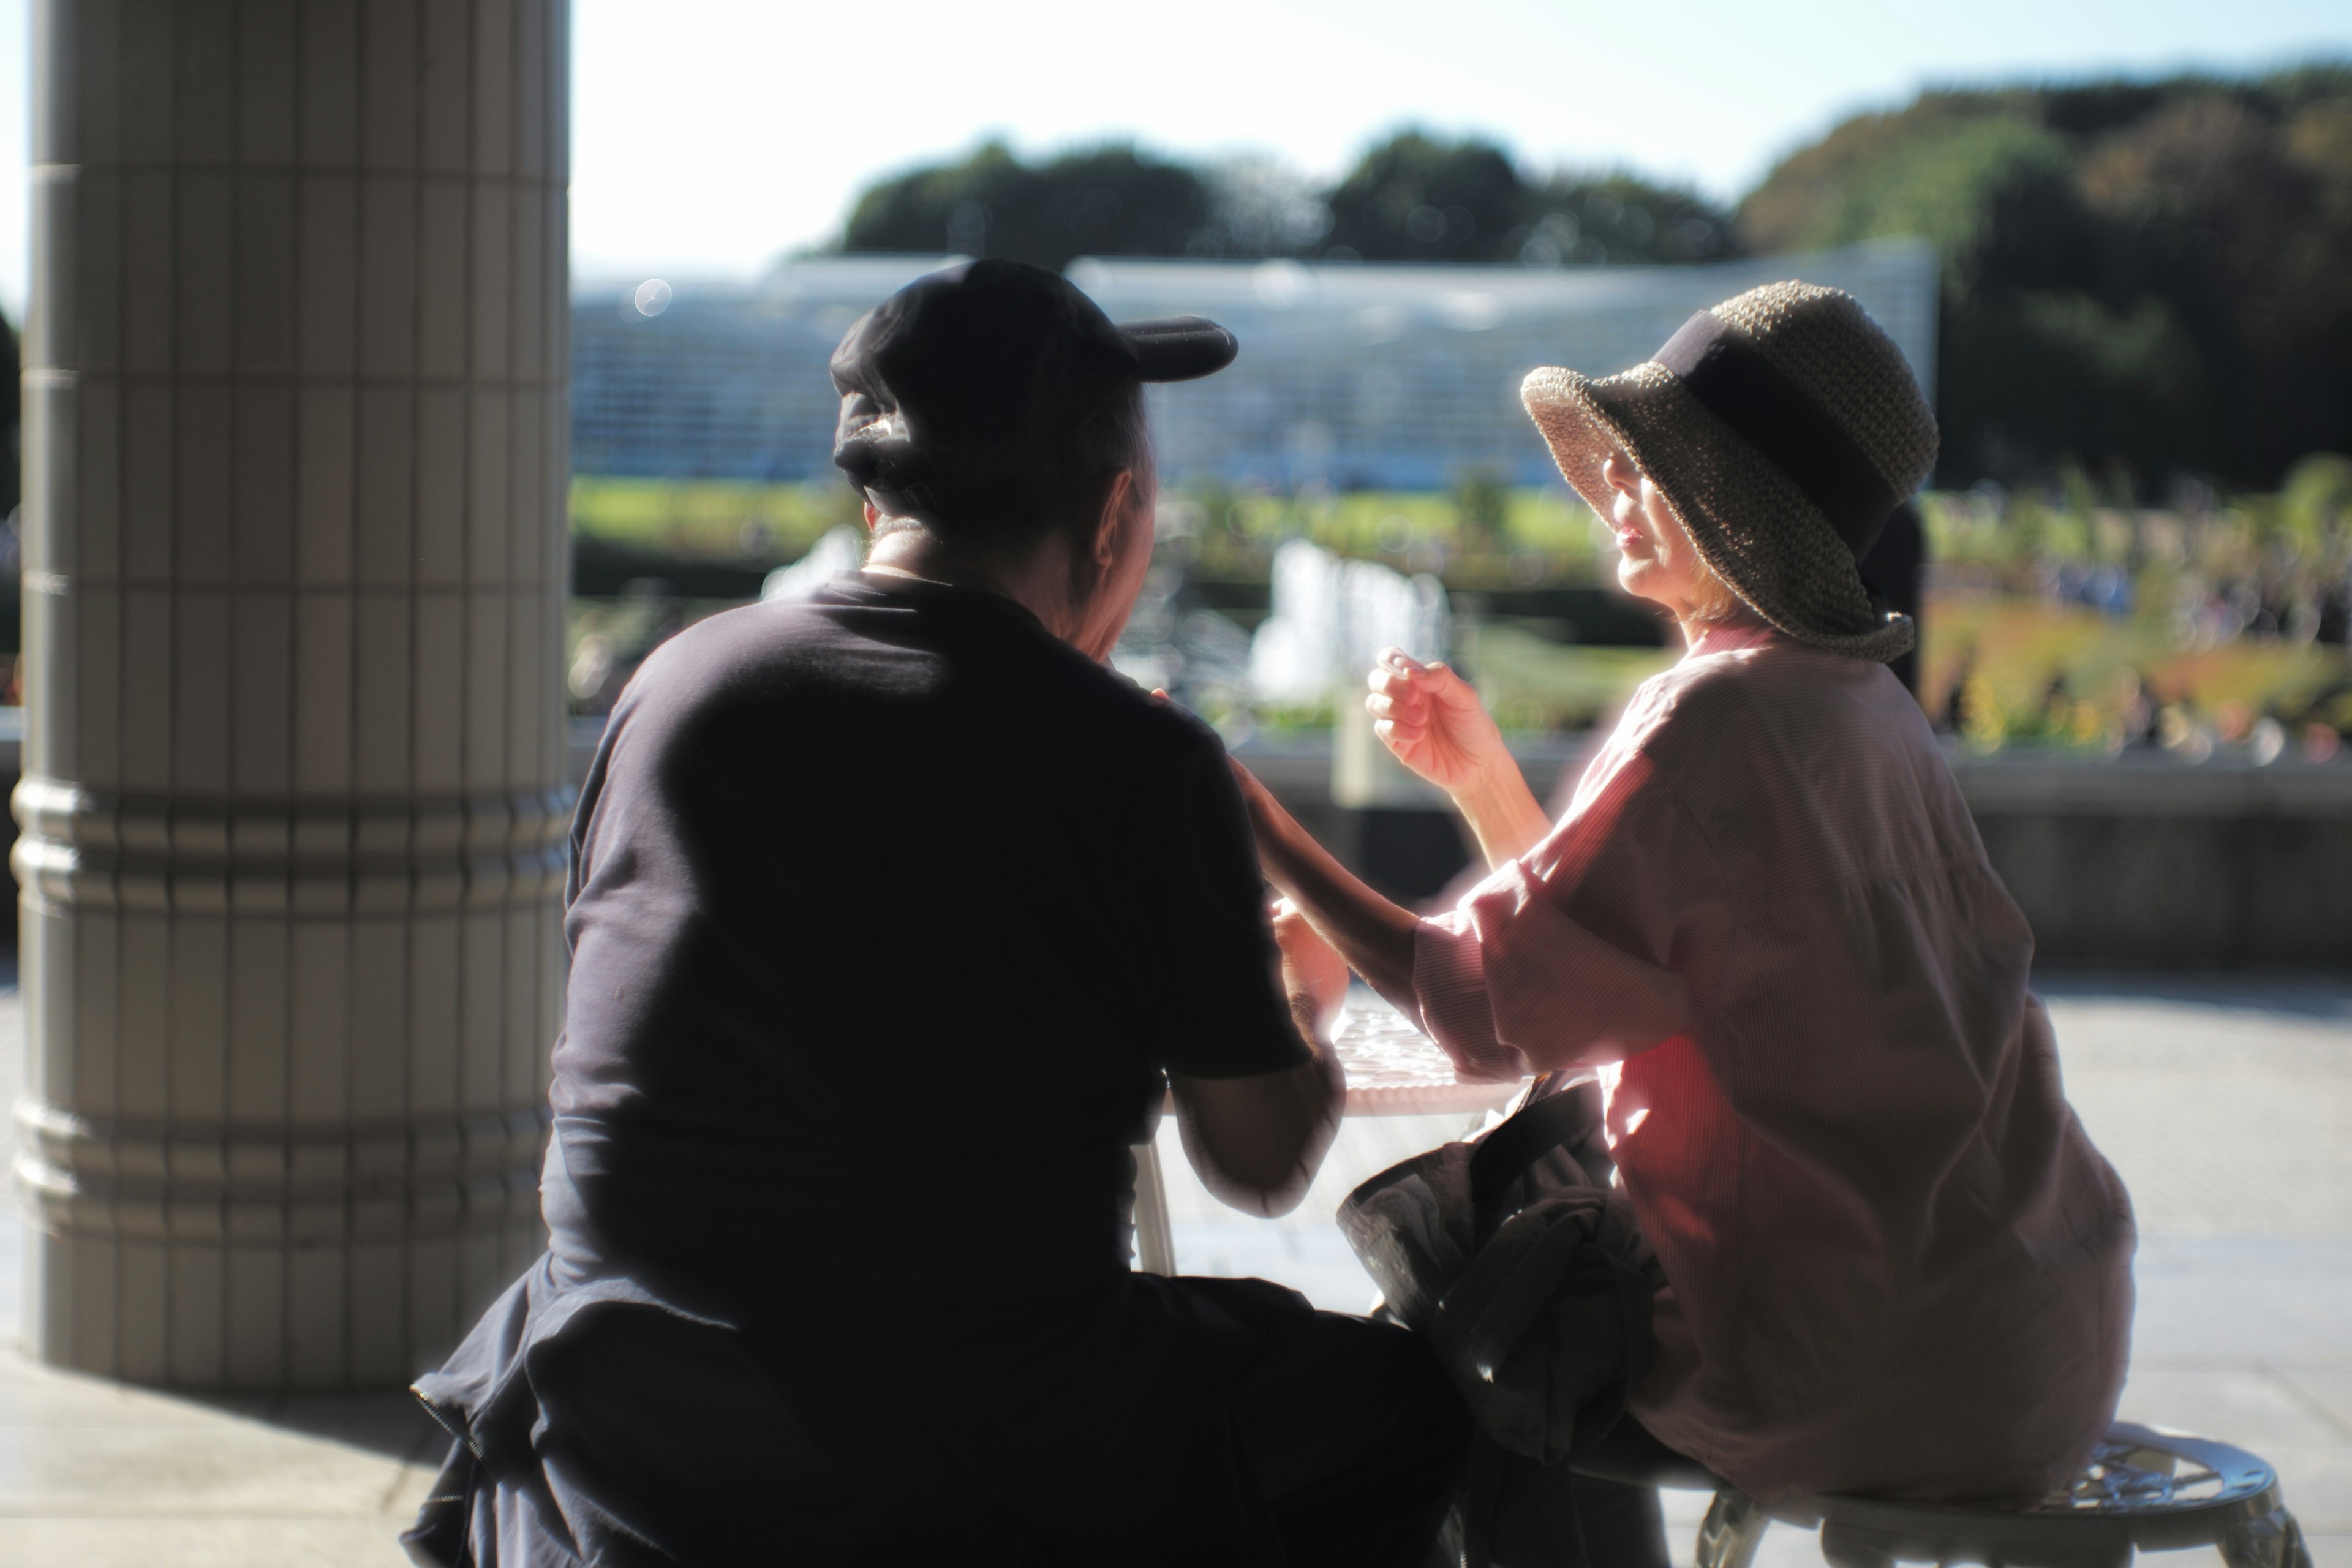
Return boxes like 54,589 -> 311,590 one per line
1146,473 -> 1602,589
1917,453 -> 2352,762
565,455 -> 2352,761
570,478 -> 864,566
565,470 -> 1610,589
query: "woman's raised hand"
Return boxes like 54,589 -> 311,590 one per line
1366,649 -> 1509,794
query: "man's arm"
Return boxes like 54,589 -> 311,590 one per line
1167,902 -> 1348,1218
1228,759 -> 1422,1014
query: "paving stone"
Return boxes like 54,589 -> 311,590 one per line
2128,1247 -> 2352,1368
0,1408 -> 424,1517
5,977 -> 2350,1564
2258,1442 -> 2352,1536
2297,1373 -> 2352,1436
2116,1363 -> 2351,1450
0,1353 -> 278,1430
2304,1535 -> 2352,1568
2,1517 -> 433,1568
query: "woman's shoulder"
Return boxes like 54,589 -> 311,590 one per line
1627,636 -> 1935,778
1614,635 -> 1781,741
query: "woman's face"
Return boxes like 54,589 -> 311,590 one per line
1601,448 -> 1716,622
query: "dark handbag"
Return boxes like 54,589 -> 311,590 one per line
1343,1073 -> 1662,1466
1340,1074 -> 1672,1567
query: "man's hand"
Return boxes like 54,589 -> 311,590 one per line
1365,648 -> 1511,794
1272,896 -> 1349,1045
1224,754 -> 1422,1006
1169,903 -> 1348,1221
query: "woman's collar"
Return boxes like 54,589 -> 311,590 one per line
1683,618 -> 1779,658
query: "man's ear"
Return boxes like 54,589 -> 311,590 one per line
1092,470 -> 1137,568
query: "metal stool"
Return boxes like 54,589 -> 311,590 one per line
1678,1423 -> 2313,1568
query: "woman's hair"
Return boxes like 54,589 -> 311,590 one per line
1620,442 -> 1755,628
1679,548 -> 1752,627
886,381 -> 1157,555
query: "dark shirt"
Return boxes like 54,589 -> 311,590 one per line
547,572 -> 1305,1314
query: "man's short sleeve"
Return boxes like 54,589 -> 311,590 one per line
1142,734 -> 1313,1081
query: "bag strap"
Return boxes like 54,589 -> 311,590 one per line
1466,1073 -> 1606,1220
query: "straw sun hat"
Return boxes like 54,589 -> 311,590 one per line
1521,281 -> 1937,663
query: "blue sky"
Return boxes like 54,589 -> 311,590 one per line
1,0 -> 2349,315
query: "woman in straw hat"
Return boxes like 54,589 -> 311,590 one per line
1235,284 -> 2135,1520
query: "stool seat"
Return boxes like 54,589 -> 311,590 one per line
1588,1422 -> 2313,1568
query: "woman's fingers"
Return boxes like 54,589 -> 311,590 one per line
1372,709 -> 1425,740
1369,660 -> 1447,696
1373,718 -> 1433,763
1367,672 -> 1436,723
1370,652 -> 1499,785
1372,663 -> 1470,728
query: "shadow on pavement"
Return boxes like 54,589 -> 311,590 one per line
178,1389 -> 451,1468
2032,968 -> 2352,1019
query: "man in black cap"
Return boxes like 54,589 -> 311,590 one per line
402,260 -> 1469,1567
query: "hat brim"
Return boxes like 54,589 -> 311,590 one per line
1521,363 -> 1915,663
1121,316 -> 1238,382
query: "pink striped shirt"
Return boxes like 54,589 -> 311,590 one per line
1415,624 -> 2134,1504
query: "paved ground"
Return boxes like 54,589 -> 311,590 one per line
3,974 -> 2349,1566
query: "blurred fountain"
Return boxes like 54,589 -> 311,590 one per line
1249,539 -> 1450,704
1250,540 -> 1452,812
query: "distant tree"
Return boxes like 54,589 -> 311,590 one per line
1186,157 -> 1333,259
1322,129 -> 1740,266
1740,66 -> 2352,491
2079,90 -> 2352,485
1322,130 -> 1528,261
837,140 -> 1213,271
832,129 -> 1744,275
1514,173 -> 1741,266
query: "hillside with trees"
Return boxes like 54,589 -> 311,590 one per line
839,141 -> 1219,271
1741,66 -> 2352,492
835,130 -> 1740,272
832,66 -> 2351,496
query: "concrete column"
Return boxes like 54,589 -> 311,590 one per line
13,0 -> 571,1389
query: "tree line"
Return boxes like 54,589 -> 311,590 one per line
832,64 -> 2352,494
837,132 -> 1741,274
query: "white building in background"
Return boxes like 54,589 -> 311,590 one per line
571,255 -> 962,481
570,239 -> 1940,492
1069,239 -> 1937,491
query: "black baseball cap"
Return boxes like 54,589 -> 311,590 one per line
829,258 -> 1237,524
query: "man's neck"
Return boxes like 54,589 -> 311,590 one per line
864,526 -> 1079,642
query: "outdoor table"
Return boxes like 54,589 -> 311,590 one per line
1132,993 -> 1528,1275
